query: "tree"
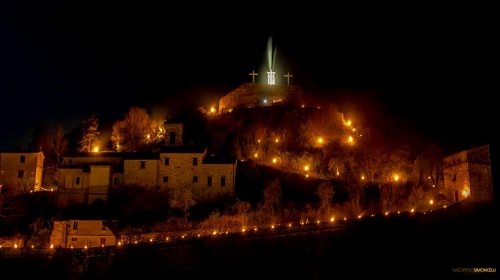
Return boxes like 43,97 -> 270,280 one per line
79,114 -> 100,152
316,181 -> 335,216
16,171 -> 36,194
261,178 -> 282,217
48,123 -> 68,164
170,186 -> 196,223
355,127 -> 387,182
111,107 -> 164,152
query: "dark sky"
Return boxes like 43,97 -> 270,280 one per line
0,2 -> 497,153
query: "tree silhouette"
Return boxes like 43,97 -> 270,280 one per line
79,114 -> 100,152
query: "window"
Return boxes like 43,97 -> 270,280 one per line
169,132 -> 176,145
163,176 -> 169,183
69,159 -> 72,164
221,176 -> 226,186
193,176 -> 198,183
20,155 -> 25,163
453,174 -> 457,181
18,170 -> 24,178
164,157 -> 170,166
193,158 -> 198,166
207,176 -> 212,187
100,238 -> 106,247
71,238 -> 78,241
73,221 -> 78,230
140,161 -> 146,169
75,177 -> 80,185
114,176 -> 118,186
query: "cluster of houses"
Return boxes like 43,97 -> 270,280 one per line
0,117 -> 494,249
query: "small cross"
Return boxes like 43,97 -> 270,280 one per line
249,71 -> 258,83
284,72 -> 293,85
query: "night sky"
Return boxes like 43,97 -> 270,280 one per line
1,2 -> 497,153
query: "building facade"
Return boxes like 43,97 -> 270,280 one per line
0,150 -> 45,193
442,144 -> 494,204
49,220 -> 117,248
56,147 -> 237,208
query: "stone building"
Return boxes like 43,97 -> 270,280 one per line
56,147 -> 237,208
442,144 -> 494,204
218,83 -> 323,113
49,220 -> 117,248
0,150 -> 45,193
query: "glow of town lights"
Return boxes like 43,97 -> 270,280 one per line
304,165 -> 309,171
271,225 -> 275,229
317,137 -> 323,143
254,227 -> 258,231
317,220 -> 320,224
166,237 -> 169,241
411,209 -> 414,212
84,246 -> 88,249
254,153 -> 258,157
272,158 -> 277,163
134,241 -> 138,244
301,105 -> 305,108
213,231 -> 217,235
242,228 -> 246,232
275,138 -> 279,143
347,120 -> 351,126
288,223 -> 292,227
301,222 -> 304,225
348,136 -> 353,143
31,245 -> 34,248
71,246 -> 74,249
358,215 -> 362,219
361,176 -> 365,180
305,174 -> 309,177
462,190 -> 469,197
118,242 -> 121,245
429,200 -> 434,205
385,212 -> 389,215
50,244 -> 54,249
352,128 -> 356,132
394,175 -> 399,181
330,217 -> 334,222
93,147 -> 99,152
210,107 -> 215,113
150,238 -> 153,242
14,244 -> 18,248
257,139 -> 261,143
146,134 -> 150,139
344,217 -> 346,220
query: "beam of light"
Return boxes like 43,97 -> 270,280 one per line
267,36 -> 277,71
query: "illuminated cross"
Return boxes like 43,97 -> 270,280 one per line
284,72 -> 293,85
267,69 -> 275,85
249,70 -> 258,83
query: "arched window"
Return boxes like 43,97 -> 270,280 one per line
75,176 -> 81,185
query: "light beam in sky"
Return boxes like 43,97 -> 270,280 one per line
267,36 -> 277,85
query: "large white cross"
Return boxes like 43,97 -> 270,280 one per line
284,72 -> 293,85
249,71 -> 258,83
267,70 -> 275,85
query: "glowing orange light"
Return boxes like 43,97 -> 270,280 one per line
317,137 -> 323,143
394,175 -> 399,181
93,147 -> 99,152
304,165 -> 309,171
210,107 -> 215,113
429,200 -> 434,205
272,158 -> 277,163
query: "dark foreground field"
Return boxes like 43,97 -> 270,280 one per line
0,201 -> 498,280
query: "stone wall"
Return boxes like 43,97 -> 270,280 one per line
218,83 -> 308,112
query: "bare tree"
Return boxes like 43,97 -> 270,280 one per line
170,186 -> 196,223
261,178 -> 282,217
111,107 -> 164,152
316,181 -> 335,216
49,123 -> 68,164
356,127 -> 387,182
